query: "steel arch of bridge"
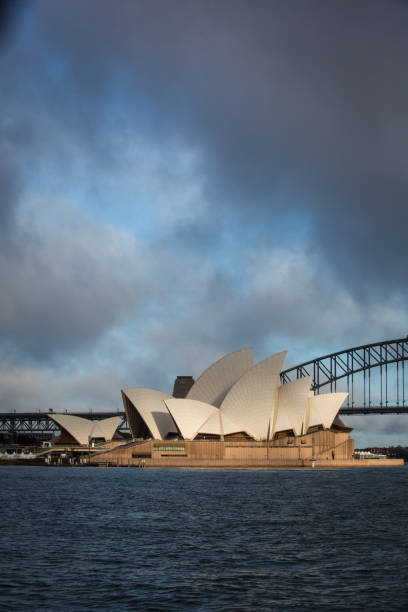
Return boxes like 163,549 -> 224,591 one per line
280,337 -> 408,415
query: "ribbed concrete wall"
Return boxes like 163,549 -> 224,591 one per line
89,432 -> 403,468
91,456 -> 403,468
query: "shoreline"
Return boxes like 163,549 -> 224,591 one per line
1,459 -> 404,469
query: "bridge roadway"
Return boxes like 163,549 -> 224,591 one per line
340,406 -> 408,415
0,406 -> 407,435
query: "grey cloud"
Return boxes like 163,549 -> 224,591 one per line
0,331 -> 189,412
26,0 -> 408,298
144,246 -> 407,381
0,157 -> 18,233
0,200 -> 149,359
0,240 -> 405,421
345,414 -> 408,448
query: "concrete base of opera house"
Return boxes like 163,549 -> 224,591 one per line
88,430 -> 404,468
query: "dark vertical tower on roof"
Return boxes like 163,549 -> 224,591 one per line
172,376 -> 194,398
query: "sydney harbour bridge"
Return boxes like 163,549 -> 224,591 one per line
1,337 -> 408,438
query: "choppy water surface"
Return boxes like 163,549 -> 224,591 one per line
0,466 -> 407,611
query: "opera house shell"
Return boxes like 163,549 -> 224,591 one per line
48,414 -> 122,446
121,349 -> 348,443
86,348 -> 381,468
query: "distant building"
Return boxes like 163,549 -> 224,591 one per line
354,450 -> 387,460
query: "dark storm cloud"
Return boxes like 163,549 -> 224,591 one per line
0,0 -> 21,47
32,0 -> 408,297
1,0 -> 408,386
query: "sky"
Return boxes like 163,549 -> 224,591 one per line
1,0 -> 408,446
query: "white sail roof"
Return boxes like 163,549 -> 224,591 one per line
197,411 -> 222,436
275,376 -> 313,436
91,416 -> 122,440
164,398 -> 217,440
119,350 -> 350,443
306,392 -> 348,430
122,388 -> 177,440
48,414 -> 122,445
220,351 -> 287,440
48,414 -> 93,445
220,412 -> 248,436
187,348 -> 253,407
90,422 -> 106,440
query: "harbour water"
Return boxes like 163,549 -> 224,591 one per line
0,466 -> 407,611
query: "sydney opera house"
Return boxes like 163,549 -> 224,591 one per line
88,348 -> 378,468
